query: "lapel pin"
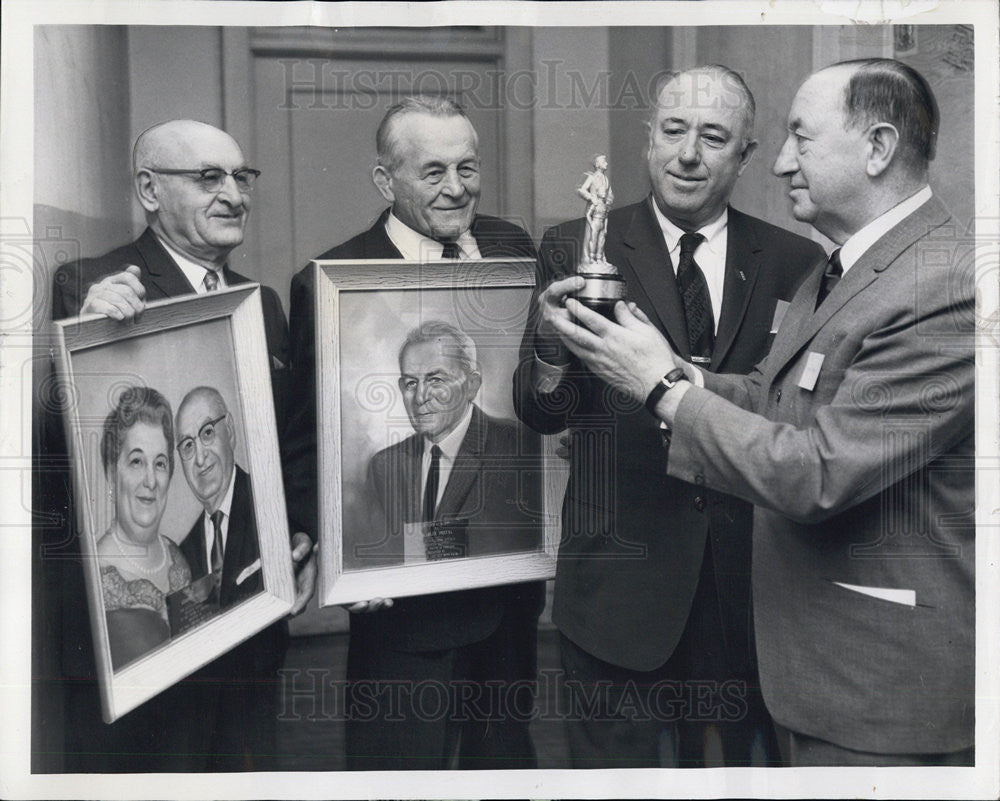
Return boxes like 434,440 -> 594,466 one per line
738,270 -> 746,281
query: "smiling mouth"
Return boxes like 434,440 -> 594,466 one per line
667,172 -> 705,184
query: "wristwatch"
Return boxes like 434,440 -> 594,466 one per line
644,367 -> 687,416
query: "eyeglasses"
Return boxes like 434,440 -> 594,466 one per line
147,167 -> 261,193
176,413 -> 228,461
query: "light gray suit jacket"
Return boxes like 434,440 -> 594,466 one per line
667,196 -> 974,755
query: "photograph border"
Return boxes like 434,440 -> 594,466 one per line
52,286 -> 295,722
314,258 -> 559,607
1,1 -> 997,798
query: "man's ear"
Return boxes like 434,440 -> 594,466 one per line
737,138 -> 758,175
222,412 -> 237,449
466,370 -> 483,399
135,170 -> 160,213
866,123 -> 900,177
372,165 -> 395,203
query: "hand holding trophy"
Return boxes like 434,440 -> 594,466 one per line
574,155 -> 627,317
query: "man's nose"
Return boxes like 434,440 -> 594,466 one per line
773,135 -> 797,176
216,173 -> 246,206
193,437 -> 210,464
439,168 -> 465,197
677,132 -> 701,165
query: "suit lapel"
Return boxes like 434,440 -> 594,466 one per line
400,435 -> 423,522
770,197 -> 951,374
711,209 -> 762,370
436,406 -> 485,519
134,228 -> 199,299
619,199 -> 692,360
366,211 -> 405,258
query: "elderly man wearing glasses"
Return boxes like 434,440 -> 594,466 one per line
48,120 -> 315,772
175,386 -> 264,610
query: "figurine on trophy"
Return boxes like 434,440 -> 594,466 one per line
573,155 -> 627,317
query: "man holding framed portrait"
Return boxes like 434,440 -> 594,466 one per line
284,95 -> 545,770
45,119 -> 315,771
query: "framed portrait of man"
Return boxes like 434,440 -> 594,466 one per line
52,287 -> 295,722
313,258 -> 562,606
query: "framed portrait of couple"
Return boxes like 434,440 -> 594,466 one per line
313,258 -> 563,607
53,286 -> 295,722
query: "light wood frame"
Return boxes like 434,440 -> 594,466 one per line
52,287 -> 294,723
314,258 -> 560,607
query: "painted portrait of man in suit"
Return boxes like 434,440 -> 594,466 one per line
354,320 -> 542,568
175,386 -> 264,609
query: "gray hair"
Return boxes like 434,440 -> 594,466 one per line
398,320 -> 479,376
101,386 -> 175,478
376,95 -> 473,172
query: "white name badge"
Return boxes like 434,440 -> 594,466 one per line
797,351 -> 825,391
770,299 -> 790,333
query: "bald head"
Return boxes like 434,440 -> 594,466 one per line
133,120 -> 252,269
133,120 -> 243,175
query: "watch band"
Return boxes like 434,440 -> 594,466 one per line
644,367 -> 687,416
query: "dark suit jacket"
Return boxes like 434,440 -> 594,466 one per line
283,211 -> 544,655
667,196 -> 974,754
181,466 -> 264,609
514,198 -> 823,672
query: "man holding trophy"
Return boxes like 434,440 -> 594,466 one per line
514,65 -> 823,767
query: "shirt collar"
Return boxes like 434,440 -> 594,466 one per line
155,234 -> 225,292
839,186 -> 932,273
205,465 -> 237,520
384,211 -> 480,260
649,197 -> 728,258
425,404 -> 474,463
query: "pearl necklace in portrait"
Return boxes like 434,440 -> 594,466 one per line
111,523 -> 167,577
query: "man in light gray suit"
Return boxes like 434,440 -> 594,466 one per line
541,58 -> 974,766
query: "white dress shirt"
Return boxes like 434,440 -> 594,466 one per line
201,466 -> 236,566
384,212 -> 482,260
839,186 -> 932,274
419,404 -> 474,514
157,235 -> 226,293
650,198 -> 729,334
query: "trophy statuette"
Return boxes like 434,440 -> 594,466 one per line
573,154 -> 627,317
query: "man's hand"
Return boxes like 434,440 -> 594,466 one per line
289,531 -> 318,616
550,297 -> 680,404
80,264 -> 146,320
346,597 -> 394,614
537,274 -> 585,340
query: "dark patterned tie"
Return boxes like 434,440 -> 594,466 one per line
422,445 -> 442,522
676,232 -> 714,362
815,249 -> 843,310
203,269 -> 220,292
440,241 -> 461,259
210,510 -> 225,573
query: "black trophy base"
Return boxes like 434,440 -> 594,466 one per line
574,271 -> 627,320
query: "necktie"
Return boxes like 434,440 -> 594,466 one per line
210,510 -> 225,573
422,445 -> 442,522
440,241 -> 461,259
203,269 -> 220,292
676,232 -> 714,362
815,249 -> 843,310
